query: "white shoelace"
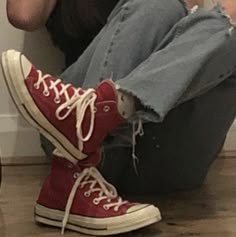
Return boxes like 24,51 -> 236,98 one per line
61,167 -> 128,234
132,119 -> 144,174
36,71 -> 145,172
35,71 -> 97,154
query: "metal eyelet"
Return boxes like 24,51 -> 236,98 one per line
103,205 -> 109,210
54,97 -> 61,104
43,91 -> 50,97
107,199 -> 111,203
84,192 -> 91,197
93,199 -> 100,205
103,105 -> 110,112
73,172 -> 80,179
34,84 -> 40,90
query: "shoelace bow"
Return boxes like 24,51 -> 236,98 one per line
61,167 -> 128,234
35,70 -> 97,154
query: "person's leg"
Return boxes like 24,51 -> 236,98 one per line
3,1 -> 236,193
114,75 -> 236,194
41,0 -> 187,157
94,4 -> 236,189
115,5 -> 236,122
40,2 -> 236,190
60,2 -> 236,124
98,4 -> 236,190
60,0 -> 187,87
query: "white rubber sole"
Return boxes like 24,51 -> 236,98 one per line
1,50 -> 86,162
35,204 -> 161,236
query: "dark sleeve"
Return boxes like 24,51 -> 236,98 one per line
46,2 -> 90,67
46,0 -> 119,67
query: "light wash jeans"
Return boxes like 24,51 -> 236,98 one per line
41,0 -> 236,193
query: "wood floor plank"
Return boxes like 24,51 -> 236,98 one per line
0,158 -> 235,237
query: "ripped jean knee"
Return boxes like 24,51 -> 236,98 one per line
182,0 -> 236,35
187,0 -> 235,23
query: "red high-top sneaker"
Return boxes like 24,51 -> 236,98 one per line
1,50 -> 125,162
35,151 -> 161,236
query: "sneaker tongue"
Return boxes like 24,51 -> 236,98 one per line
96,80 -> 118,102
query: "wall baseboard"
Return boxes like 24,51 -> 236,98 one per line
0,114 -> 45,161
223,120 -> 236,152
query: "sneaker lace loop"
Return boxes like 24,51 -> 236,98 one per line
36,71 -> 97,154
61,167 -> 127,234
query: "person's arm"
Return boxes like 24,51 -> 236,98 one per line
7,0 -> 57,31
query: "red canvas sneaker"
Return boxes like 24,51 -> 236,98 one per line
35,151 -> 161,236
1,50 -> 125,162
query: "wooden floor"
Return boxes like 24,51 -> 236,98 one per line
0,157 -> 235,237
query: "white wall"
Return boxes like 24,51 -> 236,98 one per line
0,0 -> 64,159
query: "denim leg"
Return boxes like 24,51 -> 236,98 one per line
117,6 -> 236,122
60,0 -> 187,87
60,27 -> 106,86
62,3 -> 236,123
41,0 -> 187,157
